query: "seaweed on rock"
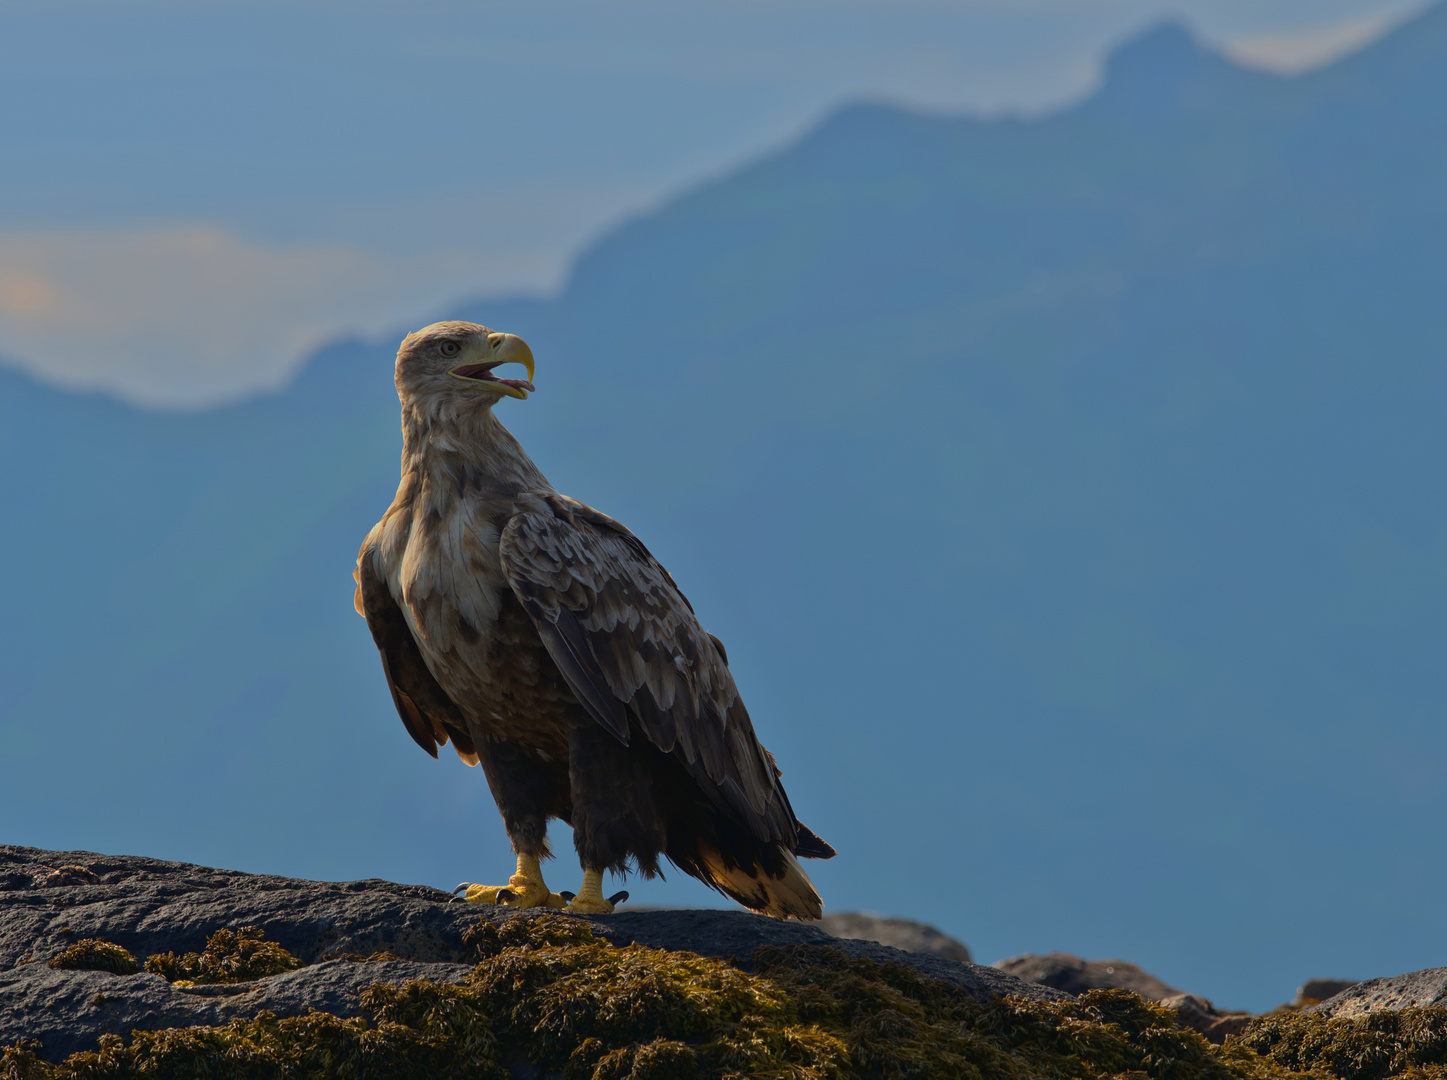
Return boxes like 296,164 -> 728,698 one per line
46,940 -> 139,977
6,915 -> 1447,1080
144,926 -> 302,985
3,1011 -> 502,1080
1237,1007 -> 1447,1080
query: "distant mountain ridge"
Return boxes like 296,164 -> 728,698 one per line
4,9 -> 1447,1012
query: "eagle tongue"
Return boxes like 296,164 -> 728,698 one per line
451,362 -> 499,380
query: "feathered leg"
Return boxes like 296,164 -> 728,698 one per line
563,719 -> 661,913
454,739 -> 569,908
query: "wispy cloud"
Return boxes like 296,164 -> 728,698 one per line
1224,6 -> 1419,74
0,227 -> 551,408
0,2 -> 1424,408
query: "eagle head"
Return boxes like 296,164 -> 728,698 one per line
395,321 -> 536,403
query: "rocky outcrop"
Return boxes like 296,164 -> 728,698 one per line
0,845 -> 1063,1063
1313,969 -> 1447,1019
994,950 -> 1184,1001
11,843 -> 1446,1075
1293,978 -> 1359,1007
817,912 -> 972,963
1159,993 -> 1253,1044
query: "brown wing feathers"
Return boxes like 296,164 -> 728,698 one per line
522,602 -> 632,744
499,496 -> 806,850
355,551 -> 480,766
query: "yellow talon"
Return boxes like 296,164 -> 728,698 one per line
563,869 -> 628,915
453,854 -> 566,909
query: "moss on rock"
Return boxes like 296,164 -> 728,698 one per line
46,940 -> 139,977
7,915 -> 1447,1080
143,926 -> 301,985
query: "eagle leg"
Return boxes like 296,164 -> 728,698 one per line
560,868 -> 629,914
452,853 -> 567,909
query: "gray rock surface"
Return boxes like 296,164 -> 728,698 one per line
1158,993 -> 1252,1044
0,959 -> 476,1061
1312,968 -> 1447,1019
1,844 -> 1064,1062
1160,993 -> 1217,1034
993,951 -> 1183,1001
818,911 -> 972,963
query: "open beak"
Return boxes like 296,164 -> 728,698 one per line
450,333 -> 536,399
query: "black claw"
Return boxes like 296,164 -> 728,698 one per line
558,890 -> 576,902
496,888 -> 516,904
608,891 -> 630,906
449,883 -> 471,903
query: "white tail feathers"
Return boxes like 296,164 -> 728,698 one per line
696,843 -> 823,920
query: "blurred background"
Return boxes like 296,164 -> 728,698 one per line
1,0 -> 1444,1012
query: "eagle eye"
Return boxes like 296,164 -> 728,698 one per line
438,340 -> 462,358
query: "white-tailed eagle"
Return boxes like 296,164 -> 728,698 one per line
355,322 -> 835,917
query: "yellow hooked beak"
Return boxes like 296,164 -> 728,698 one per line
450,332 -> 537,400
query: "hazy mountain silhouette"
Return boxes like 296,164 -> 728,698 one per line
4,9 -> 1447,1010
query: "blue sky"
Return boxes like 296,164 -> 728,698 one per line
0,0 -> 1426,404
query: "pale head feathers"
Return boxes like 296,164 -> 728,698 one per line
393,321 -> 550,497
396,321 -> 496,402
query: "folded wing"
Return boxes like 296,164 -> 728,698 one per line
354,546 -> 480,767
499,494 -> 805,850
